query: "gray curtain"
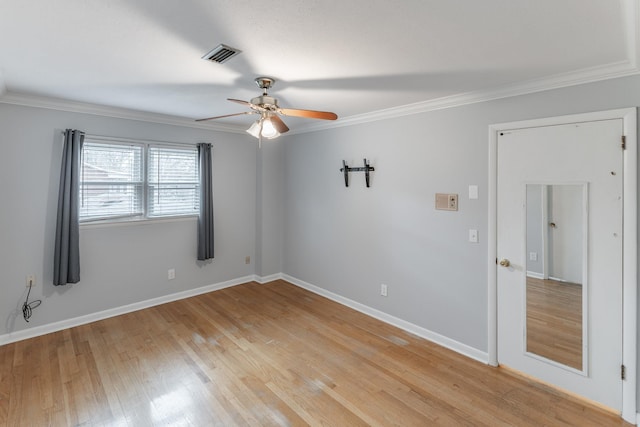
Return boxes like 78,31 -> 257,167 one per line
197,143 -> 214,260
53,129 -> 84,285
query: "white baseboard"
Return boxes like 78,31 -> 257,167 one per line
526,271 -> 544,279
1,272 -> 489,367
254,273 -> 284,284
282,274 -> 488,364
0,275 -> 255,346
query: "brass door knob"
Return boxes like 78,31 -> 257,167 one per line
499,259 -> 511,267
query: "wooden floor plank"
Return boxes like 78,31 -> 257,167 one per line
0,280 -> 630,426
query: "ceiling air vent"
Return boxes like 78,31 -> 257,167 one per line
202,44 -> 241,64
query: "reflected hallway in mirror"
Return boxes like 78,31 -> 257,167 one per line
525,184 -> 586,371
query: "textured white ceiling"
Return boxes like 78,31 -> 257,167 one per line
0,0 -> 637,131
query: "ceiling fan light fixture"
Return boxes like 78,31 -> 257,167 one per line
261,117 -> 280,139
246,116 -> 281,140
246,120 -> 262,138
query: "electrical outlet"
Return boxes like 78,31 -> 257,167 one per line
168,268 -> 175,280
448,194 -> 458,210
529,252 -> 538,261
380,283 -> 388,297
26,274 -> 36,287
245,256 -> 251,265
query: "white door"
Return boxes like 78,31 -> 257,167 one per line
497,118 -> 623,410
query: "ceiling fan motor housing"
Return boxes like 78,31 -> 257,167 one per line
250,95 -> 278,109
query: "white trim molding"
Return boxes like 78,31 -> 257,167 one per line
283,274 -> 488,364
0,92 -> 247,133
525,271 -> 544,280
250,273 -> 488,363
0,275 -> 255,346
289,60 -> 640,135
1,59 -> 639,137
488,108 -> 637,424
1,272 -> 489,367
254,273 -> 284,284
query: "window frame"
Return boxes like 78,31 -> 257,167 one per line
79,136 -> 200,225
146,144 -> 201,218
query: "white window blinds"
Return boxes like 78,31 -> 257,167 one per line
79,139 -> 200,222
147,146 -> 199,217
80,142 -> 144,221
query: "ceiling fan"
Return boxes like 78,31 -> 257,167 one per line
196,77 -> 338,143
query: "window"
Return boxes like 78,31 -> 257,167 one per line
80,138 -> 199,222
147,146 -> 200,217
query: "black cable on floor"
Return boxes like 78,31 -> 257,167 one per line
23,281 -> 41,322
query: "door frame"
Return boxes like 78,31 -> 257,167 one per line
487,108 -> 637,423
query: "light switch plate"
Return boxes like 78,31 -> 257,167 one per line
469,229 -> 478,243
469,185 -> 478,199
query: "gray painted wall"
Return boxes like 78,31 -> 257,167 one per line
255,140 -> 284,277
526,184 -> 544,276
548,185 -> 584,284
2,73 -> 640,411
0,103 -> 259,335
280,74 -> 640,385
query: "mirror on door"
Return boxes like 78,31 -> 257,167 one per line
525,184 -> 587,371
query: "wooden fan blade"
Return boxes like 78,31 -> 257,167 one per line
228,98 -> 252,106
195,111 -> 256,122
270,115 -> 290,133
279,108 -> 338,120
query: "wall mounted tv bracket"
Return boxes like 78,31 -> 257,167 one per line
340,159 -> 375,187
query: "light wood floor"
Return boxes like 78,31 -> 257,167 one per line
526,277 -> 582,370
0,280 -> 629,426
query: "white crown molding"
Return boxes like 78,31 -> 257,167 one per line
0,91 -> 247,134
1,60 -> 639,137
290,60 -> 640,135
